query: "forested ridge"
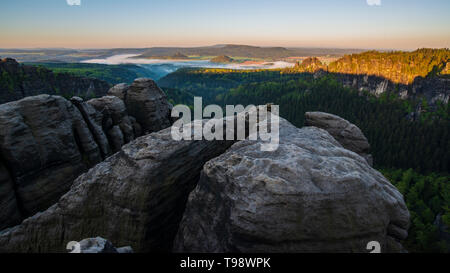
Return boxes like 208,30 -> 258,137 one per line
26,62 -> 158,85
288,48 -> 450,84
0,58 -> 111,103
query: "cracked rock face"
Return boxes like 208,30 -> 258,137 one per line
305,111 -> 373,166
0,121 -> 236,253
174,117 -> 410,253
123,78 -> 173,134
0,95 -> 101,227
87,96 -> 138,152
0,79 -> 174,231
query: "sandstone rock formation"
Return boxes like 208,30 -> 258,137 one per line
174,116 -> 410,253
305,111 -> 373,166
0,119 -> 237,253
0,95 -> 102,227
70,237 -> 133,253
87,96 -> 138,151
107,83 -> 129,101
0,78 -> 173,230
107,78 -> 173,134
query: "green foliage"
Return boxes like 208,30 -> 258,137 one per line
160,67 -> 449,174
165,71 -> 449,174
382,169 -> 450,253
27,63 -> 158,85
325,48 -> 450,84
0,70 -> 15,93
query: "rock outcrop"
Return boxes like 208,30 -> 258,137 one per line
119,78 -> 173,134
0,95 -> 102,227
107,83 -> 129,101
69,237 -> 133,253
305,112 -> 373,166
0,119 -> 237,253
0,78 -> 173,230
174,116 -> 409,253
86,96 -> 139,152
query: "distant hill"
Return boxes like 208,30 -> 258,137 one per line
137,44 -> 364,60
0,46 -> 365,63
0,48 -> 148,63
0,58 -> 111,103
137,45 -> 291,59
210,55 -> 234,63
170,52 -> 189,59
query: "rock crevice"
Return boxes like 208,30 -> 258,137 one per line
0,78 -> 173,230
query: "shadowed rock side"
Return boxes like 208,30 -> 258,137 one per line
0,119 -> 238,253
174,117 -> 410,253
0,95 -> 102,228
0,78 -> 172,230
0,160 -> 22,229
305,111 -> 373,166
108,78 -> 173,134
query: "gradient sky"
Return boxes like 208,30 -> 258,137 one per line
0,0 -> 449,49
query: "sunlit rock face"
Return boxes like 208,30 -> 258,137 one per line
174,117 -> 409,253
305,111 -> 373,166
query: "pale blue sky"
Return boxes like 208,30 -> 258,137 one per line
0,0 -> 449,49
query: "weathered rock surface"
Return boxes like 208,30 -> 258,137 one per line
123,78 -> 173,134
0,120 -> 236,253
107,83 -> 129,101
0,95 -> 102,223
87,96 -> 138,152
0,79 -> 174,230
70,96 -> 111,158
174,116 -> 410,253
305,111 -> 373,166
71,237 -> 133,253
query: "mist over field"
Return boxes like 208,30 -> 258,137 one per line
82,54 -> 295,79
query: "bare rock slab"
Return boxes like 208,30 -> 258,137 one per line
174,117 -> 410,253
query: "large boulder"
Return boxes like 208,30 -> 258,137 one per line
68,237 -> 133,253
174,116 -> 410,253
305,112 -> 373,166
107,83 -> 129,101
0,95 -> 103,223
0,120 -> 238,253
117,78 -> 173,134
87,96 -> 137,152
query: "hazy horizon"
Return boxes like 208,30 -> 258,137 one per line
1,0 -> 449,50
